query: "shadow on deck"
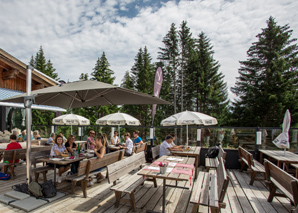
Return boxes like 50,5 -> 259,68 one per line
0,163 -> 293,213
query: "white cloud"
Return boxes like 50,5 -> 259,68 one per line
0,0 -> 297,101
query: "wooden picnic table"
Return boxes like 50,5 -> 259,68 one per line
108,145 -> 121,152
259,149 -> 298,170
38,156 -> 85,183
170,146 -> 201,178
138,155 -> 195,213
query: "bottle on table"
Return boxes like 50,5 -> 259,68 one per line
77,143 -> 81,154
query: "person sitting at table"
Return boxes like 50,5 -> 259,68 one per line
23,131 -> 34,141
119,132 -> 133,156
65,134 -> 77,155
49,135 -> 70,183
65,134 -> 79,174
18,130 -> 26,142
102,133 -> 110,153
46,133 -> 55,145
86,130 -> 96,150
2,134 -> 23,174
33,130 -> 41,140
133,130 -> 143,145
160,135 -> 182,157
59,132 -> 67,143
111,131 -> 120,145
93,135 -> 106,183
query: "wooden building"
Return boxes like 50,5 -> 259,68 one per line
0,48 -> 65,131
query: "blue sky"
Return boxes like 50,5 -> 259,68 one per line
0,0 -> 297,101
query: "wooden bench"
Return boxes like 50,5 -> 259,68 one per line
30,149 -> 53,182
65,149 -> 124,197
107,152 -> 152,212
238,146 -> 265,185
151,145 -> 160,161
190,157 -> 230,213
290,163 -> 298,179
265,159 -> 298,210
0,149 -> 26,179
205,146 -> 226,172
134,142 -> 147,154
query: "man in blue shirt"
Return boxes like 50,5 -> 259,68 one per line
133,130 -> 143,145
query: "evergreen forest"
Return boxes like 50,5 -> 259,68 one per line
29,17 -> 298,130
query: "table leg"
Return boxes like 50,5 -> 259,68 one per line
195,156 -> 199,179
54,164 -> 57,183
162,179 -> 166,213
278,161 -> 282,168
260,152 -> 263,163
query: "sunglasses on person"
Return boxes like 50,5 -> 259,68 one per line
90,132 -> 95,134
125,134 -> 129,136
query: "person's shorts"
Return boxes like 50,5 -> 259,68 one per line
92,167 -> 103,172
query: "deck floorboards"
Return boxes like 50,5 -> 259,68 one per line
0,163 -> 292,212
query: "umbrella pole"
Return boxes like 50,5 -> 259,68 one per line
283,148 -> 286,170
71,125 -> 72,135
118,125 -> 120,142
186,124 -> 189,147
25,66 -> 33,184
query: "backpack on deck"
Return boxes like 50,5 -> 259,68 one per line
0,172 -> 10,180
205,146 -> 219,158
41,180 -> 57,198
28,181 -> 43,197
12,183 -> 29,194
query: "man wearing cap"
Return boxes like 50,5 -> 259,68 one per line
159,135 -> 182,157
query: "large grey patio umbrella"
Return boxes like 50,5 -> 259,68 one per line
1,68 -> 170,183
161,110 -> 218,146
1,79 -> 169,108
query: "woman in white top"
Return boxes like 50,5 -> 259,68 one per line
119,132 -> 133,156
49,135 -> 70,183
110,131 -> 120,145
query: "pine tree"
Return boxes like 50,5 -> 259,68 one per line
120,71 -> 138,120
79,73 -> 88,80
231,17 -> 298,127
30,46 -> 59,126
122,47 -> 155,133
45,59 -> 59,80
30,46 -> 59,80
158,23 -> 179,115
34,46 -> 47,73
178,21 -> 194,112
88,52 -> 118,123
29,56 -> 35,67
91,52 -> 115,84
121,71 -> 134,89
186,32 -> 229,124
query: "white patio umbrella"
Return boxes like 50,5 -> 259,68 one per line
96,112 -> 140,139
53,114 -> 90,134
273,109 -> 291,156
161,110 -> 218,146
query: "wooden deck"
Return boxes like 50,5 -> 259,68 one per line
0,163 -> 293,213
